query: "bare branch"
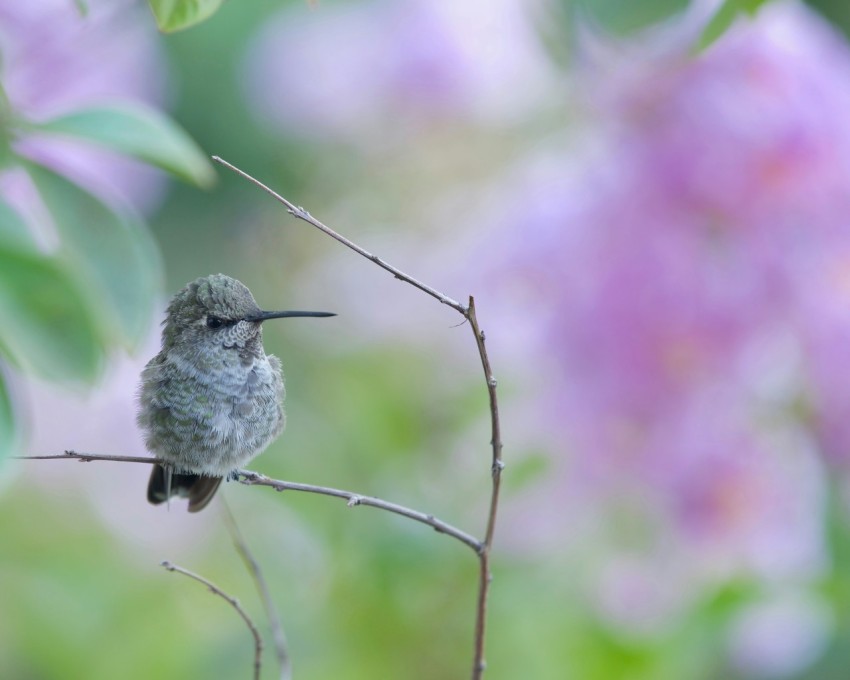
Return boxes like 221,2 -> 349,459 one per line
17,451 -> 158,464
210,157 -> 504,679
160,560 -> 263,680
236,469 -> 483,554
212,155 -> 466,314
222,500 -> 292,680
466,296 -> 504,680
16,452 -> 482,553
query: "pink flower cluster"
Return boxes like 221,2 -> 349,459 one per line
474,1 -> 850,653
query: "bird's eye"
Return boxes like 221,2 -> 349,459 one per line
206,316 -> 224,329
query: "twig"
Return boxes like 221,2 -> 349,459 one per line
212,156 -> 504,679
160,560 -> 263,680
466,296 -> 504,679
18,451 -> 158,464
236,470 -> 483,553
16,453 -> 482,553
222,500 -> 292,680
212,155 -> 466,314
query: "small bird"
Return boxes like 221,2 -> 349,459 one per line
137,274 -> 334,512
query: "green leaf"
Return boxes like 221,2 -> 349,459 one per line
26,164 -> 162,349
0,244 -> 103,382
0,371 -> 17,462
697,0 -> 743,50
741,0 -> 773,14
697,0 -> 774,51
574,0 -> 690,35
0,196 -> 36,250
805,0 -> 850,40
148,0 -> 224,33
31,102 -> 215,188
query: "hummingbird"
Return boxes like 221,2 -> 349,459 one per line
137,274 -> 335,512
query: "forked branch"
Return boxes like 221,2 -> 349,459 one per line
212,156 -> 504,680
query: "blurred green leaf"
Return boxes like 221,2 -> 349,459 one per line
573,0 -> 690,35
0,371 -> 16,462
698,0 -> 743,50
26,164 -> 162,349
0,244 -> 102,382
0,84 -> 14,170
697,0 -> 774,50
148,0 -> 224,33
0,196 -> 36,250
805,0 -> 850,39
31,102 -> 215,188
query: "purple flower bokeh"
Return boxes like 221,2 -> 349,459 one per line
452,1 -> 850,648
241,0 -> 557,142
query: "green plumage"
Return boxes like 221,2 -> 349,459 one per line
138,274 -> 287,512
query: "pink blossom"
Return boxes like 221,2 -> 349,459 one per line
459,1 -> 850,639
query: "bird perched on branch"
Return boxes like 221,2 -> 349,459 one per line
137,274 -> 334,512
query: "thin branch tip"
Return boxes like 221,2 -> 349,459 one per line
223,501 -> 292,679
160,559 -> 263,680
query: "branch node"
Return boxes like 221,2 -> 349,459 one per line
347,495 -> 363,507
487,377 -> 497,388
492,460 -> 505,477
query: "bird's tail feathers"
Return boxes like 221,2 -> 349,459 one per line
147,464 -> 223,513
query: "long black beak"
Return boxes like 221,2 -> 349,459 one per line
245,310 -> 336,322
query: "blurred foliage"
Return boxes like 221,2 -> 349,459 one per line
697,0 -> 774,49
148,0 -> 225,33
0,367 -> 15,457
0,83 -> 212,461
0,236 -> 102,381
553,0 -> 850,52
805,0 -> 850,37
571,0 -> 691,34
29,103 -> 216,188
5,1 -> 850,680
